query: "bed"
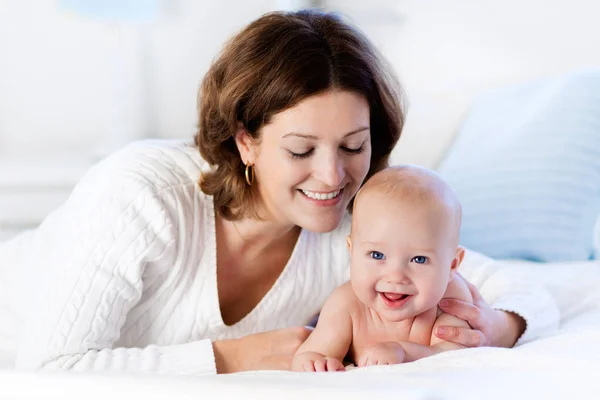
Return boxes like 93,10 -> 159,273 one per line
2,72 -> 600,399
1,259 -> 599,399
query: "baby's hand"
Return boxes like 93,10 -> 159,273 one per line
292,352 -> 345,372
357,342 -> 406,367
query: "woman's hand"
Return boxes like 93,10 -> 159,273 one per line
436,277 -> 527,348
212,327 -> 313,374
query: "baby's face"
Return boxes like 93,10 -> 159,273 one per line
349,192 -> 461,322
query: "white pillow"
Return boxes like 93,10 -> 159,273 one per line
438,70 -> 600,262
594,217 -> 600,258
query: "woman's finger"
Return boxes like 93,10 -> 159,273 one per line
464,278 -> 485,304
435,326 -> 486,347
439,298 -> 481,326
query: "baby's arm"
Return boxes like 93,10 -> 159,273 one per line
292,284 -> 354,372
430,273 -> 474,348
395,275 -> 474,362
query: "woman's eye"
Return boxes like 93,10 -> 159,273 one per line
289,143 -> 365,159
369,251 -> 385,260
342,144 -> 365,155
289,149 -> 314,159
411,256 -> 428,264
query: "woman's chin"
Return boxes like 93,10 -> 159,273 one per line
297,214 -> 344,233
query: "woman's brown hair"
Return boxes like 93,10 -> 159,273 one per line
196,9 -> 405,220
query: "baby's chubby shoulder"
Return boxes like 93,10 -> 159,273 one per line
327,282 -> 357,304
442,273 -> 474,304
322,282 -> 362,314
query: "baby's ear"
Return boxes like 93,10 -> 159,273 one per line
346,235 -> 352,251
449,246 -> 466,281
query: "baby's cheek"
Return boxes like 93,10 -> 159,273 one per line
351,270 -> 376,303
353,273 -> 371,292
435,279 -> 451,302
421,279 -> 448,308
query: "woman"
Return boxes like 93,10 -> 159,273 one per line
10,9 -> 557,374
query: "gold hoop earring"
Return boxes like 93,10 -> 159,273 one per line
245,163 -> 255,186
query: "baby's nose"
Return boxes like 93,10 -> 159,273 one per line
384,263 -> 411,281
386,270 -> 412,286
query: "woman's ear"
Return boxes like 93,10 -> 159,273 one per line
234,122 -> 255,165
346,236 -> 352,251
448,246 -> 466,282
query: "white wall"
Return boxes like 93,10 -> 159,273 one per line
328,0 -> 600,92
0,0 -> 113,157
0,0 -> 304,160
1,0 -> 600,237
324,0 -> 600,167
4,0 -> 599,160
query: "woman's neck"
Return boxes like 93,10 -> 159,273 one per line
219,216 -> 301,260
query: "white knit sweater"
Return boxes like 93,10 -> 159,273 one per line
1,139 -> 558,376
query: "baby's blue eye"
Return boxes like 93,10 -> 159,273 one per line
370,251 -> 385,260
412,256 -> 428,264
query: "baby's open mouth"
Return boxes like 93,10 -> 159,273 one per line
379,292 -> 412,308
382,292 -> 409,302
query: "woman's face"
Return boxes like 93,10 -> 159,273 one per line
238,90 -> 372,232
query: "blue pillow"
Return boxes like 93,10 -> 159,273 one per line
438,70 -> 600,262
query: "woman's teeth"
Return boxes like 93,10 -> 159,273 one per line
301,189 -> 341,200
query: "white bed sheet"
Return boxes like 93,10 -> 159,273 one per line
1,260 -> 599,399
0,350 -> 13,370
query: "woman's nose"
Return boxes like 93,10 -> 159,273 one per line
315,152 -> 344,188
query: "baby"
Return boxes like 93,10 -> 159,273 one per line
292,165 -> 472,372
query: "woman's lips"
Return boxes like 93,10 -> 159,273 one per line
298,188 -> 344,207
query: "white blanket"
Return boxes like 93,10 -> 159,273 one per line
1,260 -> 599,399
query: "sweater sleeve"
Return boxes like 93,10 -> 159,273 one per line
14,156 -> 217,375
458,249 -> 560,346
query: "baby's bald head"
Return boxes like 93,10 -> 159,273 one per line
352,165 -> 463,244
